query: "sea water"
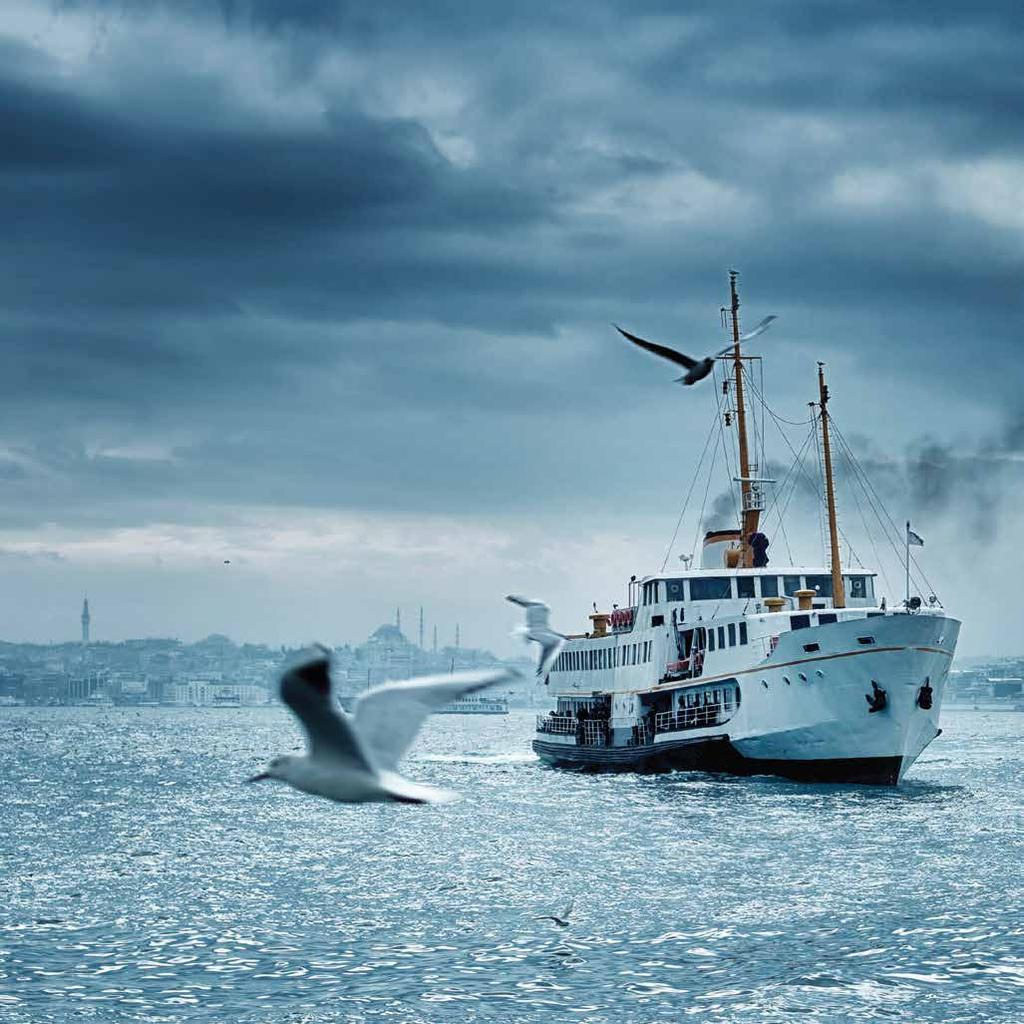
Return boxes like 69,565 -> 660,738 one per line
1,707 -> 1022,1023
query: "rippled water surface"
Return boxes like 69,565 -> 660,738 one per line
1,707 -> 1022,1023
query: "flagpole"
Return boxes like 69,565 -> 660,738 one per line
905,520 -> 910,608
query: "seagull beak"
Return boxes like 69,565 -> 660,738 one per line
245,771 -> 271,783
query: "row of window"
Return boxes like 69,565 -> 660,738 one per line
707,621 -> 748,651
555,641 -> 653,673
643,574 -> 873,605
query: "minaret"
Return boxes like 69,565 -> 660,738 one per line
396,607 -> 401,632
81,598 -> 91,645
455,623 -> 460,649
432,625 -> 438,654
418,606 -> 424,649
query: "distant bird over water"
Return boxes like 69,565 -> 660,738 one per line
536,896 -> 575,928
614,315 -> 777,385
506,595 -> 566,681
247,656 -> 520,804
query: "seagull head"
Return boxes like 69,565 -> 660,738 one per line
246,754 -> 296,784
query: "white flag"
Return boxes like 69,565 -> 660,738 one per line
907,523 -> 924,547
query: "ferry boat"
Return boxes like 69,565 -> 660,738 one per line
437,694 -> 509,715
532,273 -> 959,785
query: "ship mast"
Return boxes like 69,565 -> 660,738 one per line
728,271 -> 760,567
816,363 -> 846,608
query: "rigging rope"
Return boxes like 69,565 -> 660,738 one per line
829,422 -> 942,604
660,410 -> 719,572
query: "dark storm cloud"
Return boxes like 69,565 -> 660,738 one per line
2,0 -> 1023,538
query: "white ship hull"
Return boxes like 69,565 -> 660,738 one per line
534,610 -> 958,785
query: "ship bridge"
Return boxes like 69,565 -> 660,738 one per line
635,567 -> 877,616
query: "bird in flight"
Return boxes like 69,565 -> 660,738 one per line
614,315 -> 777,385
506,595 -> 566,682
247,655 -> 521,804
536,896 -> 575,928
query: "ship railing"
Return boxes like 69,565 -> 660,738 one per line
536,714 -> 576,735
625,721 -> 651,747
534,716 -> 609,746
654,704 -> 730,734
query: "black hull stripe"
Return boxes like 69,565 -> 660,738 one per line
532,739 -> 903,786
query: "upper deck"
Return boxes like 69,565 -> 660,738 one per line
633,566 -> 877,615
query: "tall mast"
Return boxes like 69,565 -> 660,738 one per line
729,271 -> 759,566
816,363 -> 846,608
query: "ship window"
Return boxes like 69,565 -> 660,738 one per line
803,642 -> 820,653
651,614 -> 664,627
717,626 -> 726,649
806,575 -> 833,598
690,576 -> 732,601
728,623 -> 736,647
654,582 -> 661,603
783,575 -> 803,596
760,575 -> 779,598
737,577 -> 755,599
818,613 -> 837,625
857,635 -> 875,646
739,622 -> 748,645
867,611 -> 884,618
664,578 -> 686,602
790,614 -> 811,630
846,575 -> 867,599
708,630 -> 716,651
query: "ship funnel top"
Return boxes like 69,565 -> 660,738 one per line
702,529 -> 741,569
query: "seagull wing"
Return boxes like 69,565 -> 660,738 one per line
279,658 -> 374,772
507,595 -> 552,632
354,668 -> 521,771
714,315 -> 779,357
614,325 -> 698,370
560,896 -> 575,921
740,314 -> 777,342
537,634 -> 566,678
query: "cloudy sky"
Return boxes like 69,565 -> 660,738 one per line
1,0 -> 1021,654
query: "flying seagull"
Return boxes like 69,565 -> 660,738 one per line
247,655 -> 521,804
614,315 -> 777,385
535,896 -> 575,928
506,595 -> 566,681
